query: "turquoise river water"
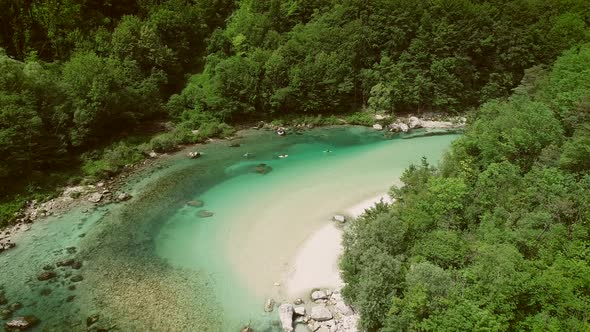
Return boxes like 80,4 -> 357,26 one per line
0,127 -> 458,331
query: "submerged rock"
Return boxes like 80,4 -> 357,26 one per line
264,298 -> 275,312
5,316 -> 39,331
87,314 -> 100,327
70,275 -> 84,282
187,200 -> 204,208
278,304 -> 294,332
254,164 -> 272,175
197,210 -> 214,218
57,259 -> 75,267
37,271 -> 57,281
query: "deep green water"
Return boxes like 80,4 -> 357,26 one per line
0,127 -> 457,331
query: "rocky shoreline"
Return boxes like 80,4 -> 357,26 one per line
0,156 -> 160,256
257,287 -> 359,332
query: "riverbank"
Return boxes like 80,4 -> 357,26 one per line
1,113 -> 464,253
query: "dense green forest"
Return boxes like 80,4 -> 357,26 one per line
341,45 -> 590,331
1,0 -> 590,330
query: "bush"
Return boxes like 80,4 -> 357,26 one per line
345,112 -> 375,126
150,132 -> 179,153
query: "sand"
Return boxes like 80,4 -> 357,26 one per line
282,193 -> 394,299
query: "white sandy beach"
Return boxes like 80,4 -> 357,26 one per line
282,193 -> 393,298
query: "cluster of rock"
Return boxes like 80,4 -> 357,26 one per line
372,115 -> 467,133
271,288 -> 359,332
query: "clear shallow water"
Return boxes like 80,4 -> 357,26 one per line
0,127 -> 457,331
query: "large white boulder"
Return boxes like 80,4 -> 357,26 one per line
408,116 -> 422,129
311,290 -> 328,301
372,124 -> 383,130
278,304 -> 294,332
311,305 -> 333,322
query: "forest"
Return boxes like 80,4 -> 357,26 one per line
0,0 -> 589,329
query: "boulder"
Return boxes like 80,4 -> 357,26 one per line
277,127 -> 287,136
294,298 -> 304,305
37,271 -> 57,281
335,301 -> 354,316
372,124 -> 383,130
408,116 -> 422,129
4,316 -> 39,331
197,210 -> 214,218
264,298 -> 275,312
332,215 -> 346,223
374,114 -> 388,120
148,151 -> 158,158
278,303 -> 294,332
88,193 -> 103,203
0,241 -> 16,252
188,151 -> 202,159
240,327 -> 253,332
310,305 -> 333,322
399,123 -> 410,133
311,290 -> 328,301
117,192 -> 132,202
294,306 -> 306,316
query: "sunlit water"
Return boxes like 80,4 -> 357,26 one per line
0,127 -> 457,331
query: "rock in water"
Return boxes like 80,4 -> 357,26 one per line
332,215 -> 346,223
197,210 -> 214,218
86,314 -> 100,327
229,142 -> 241,148
88,193 -> 103,203
372,124 -> 383,130
37,271 -> 57,281
188,151 -> 202,159
240,327 -> 253,332
187,200 -> 204,207
310,305 -> 333,322
117,192 -> 132,202
5,316 -> 39,331
278,304 -> 294,332
255,164 -> 272,174
264,298 -> 275,312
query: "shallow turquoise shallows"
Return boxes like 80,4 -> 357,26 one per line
0,127 -> 458,331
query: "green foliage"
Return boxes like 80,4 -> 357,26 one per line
81,142 -> 144,179
345,112 -> 375,126
341,44 -> 590,331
